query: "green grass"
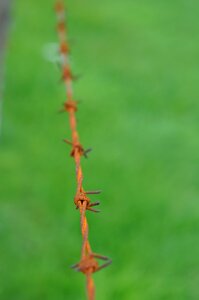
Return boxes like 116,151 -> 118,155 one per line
1,0 -> 199,299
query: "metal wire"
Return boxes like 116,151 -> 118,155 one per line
55,1 -> 111,299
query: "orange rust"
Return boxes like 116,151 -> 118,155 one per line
55,1 -> 111,299
62,67 -> 73,81
60,42 -> 69,54
55,2 -> 64,12
63,100 -> 78,112
87,274 -> 95,300
77,256 -> 99,274
58,22 -> 65,32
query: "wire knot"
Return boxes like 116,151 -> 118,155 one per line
61,69 -> 80,83
62,68 -> 73,81
55,1 -> 64,13
71,143 -> 84,157
72,253 -> 112,274
75,192 -> 89,207
74,255 -> 98,275
63,139 -> 92,158
60,42 -> 70,54
74,190 -> 101,212
58,21 -> 65,32
64,100 -> 78,112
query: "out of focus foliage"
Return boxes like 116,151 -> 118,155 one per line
0,0 -> 199,299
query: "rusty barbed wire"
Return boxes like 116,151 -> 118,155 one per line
54,1 -> 111,299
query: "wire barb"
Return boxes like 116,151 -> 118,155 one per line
55,1 -> 111,299
71,253 -> 112,274
63,139 -> 92,158
74,191 -> 101,213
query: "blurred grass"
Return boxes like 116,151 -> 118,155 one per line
0,0 -> 199,299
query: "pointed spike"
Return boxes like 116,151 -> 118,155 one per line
85,190 -> 101,195
87,207 -> 100,213
63,139 -> 73,145
89,201 -> 100,207
84,148 -> 92,158
70,263 -> 79,269
96,260 -> 112,272
93,253 -> 110,261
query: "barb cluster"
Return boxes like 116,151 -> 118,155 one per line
55,1 -> 111,299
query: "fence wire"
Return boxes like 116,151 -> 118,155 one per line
55,1 -> 111,299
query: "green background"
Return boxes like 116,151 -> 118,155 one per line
1,0 -> 199,299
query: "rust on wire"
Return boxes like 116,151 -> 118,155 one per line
55,1 -> 111,299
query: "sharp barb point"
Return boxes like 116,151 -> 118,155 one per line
85,190 -> 101,195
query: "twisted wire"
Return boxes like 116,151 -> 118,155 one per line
55,1 -> 111,299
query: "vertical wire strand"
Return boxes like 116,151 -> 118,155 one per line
55,1 -> 111,299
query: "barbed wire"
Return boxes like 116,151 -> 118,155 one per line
55,1 -> 111,299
